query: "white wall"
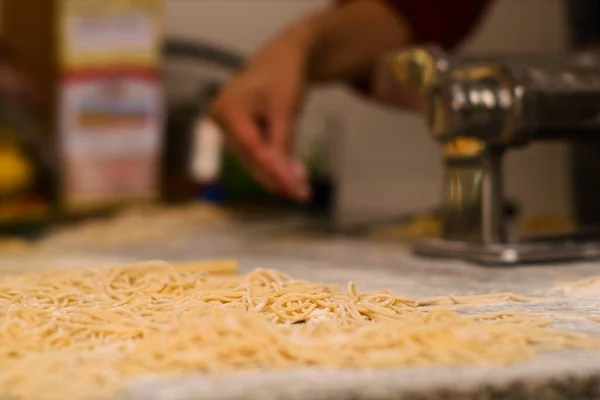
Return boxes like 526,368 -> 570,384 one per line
165,0 -> 573,227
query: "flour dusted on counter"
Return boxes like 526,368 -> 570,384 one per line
558,275 -> 600,298
0,260 -> 599,400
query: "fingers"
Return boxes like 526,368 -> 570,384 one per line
287,158 -> 310,200
211,100 -> 309,201
268,93 -> 296,154
267,91 -> 311,201
214,103 -> 281,194
269,111 -> 292,153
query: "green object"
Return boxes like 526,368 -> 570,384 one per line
304,138 -> 328,180
219,137 -> 331,204
220,151 -> 272,202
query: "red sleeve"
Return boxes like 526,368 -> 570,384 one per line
338,0 -> 493,50
337,0 -> 492,96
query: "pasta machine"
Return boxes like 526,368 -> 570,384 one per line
382,46 -> 600,265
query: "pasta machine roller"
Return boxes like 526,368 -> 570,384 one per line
383,46 -> 600,265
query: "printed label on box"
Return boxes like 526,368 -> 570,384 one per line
59,71 -> 162,207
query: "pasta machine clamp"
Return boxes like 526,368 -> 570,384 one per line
384,46 -> 600,265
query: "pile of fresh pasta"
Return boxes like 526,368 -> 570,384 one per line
0,259 -> 598,400
39,203 -> 230,250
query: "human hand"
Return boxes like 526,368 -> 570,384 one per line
209,23 -> 315,202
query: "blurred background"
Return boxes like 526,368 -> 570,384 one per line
165,0 -> 573,230
0,0 -> 577,240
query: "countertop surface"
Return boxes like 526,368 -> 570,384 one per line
3,210 -> 600,399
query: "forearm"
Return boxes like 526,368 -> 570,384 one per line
283,0 -> 413,84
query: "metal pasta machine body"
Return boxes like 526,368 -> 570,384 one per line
384,47 -> 600,265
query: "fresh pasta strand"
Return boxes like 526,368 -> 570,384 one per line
0,260 -> 597,400
561,274 -> 600,288
38,203 -> 231,250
